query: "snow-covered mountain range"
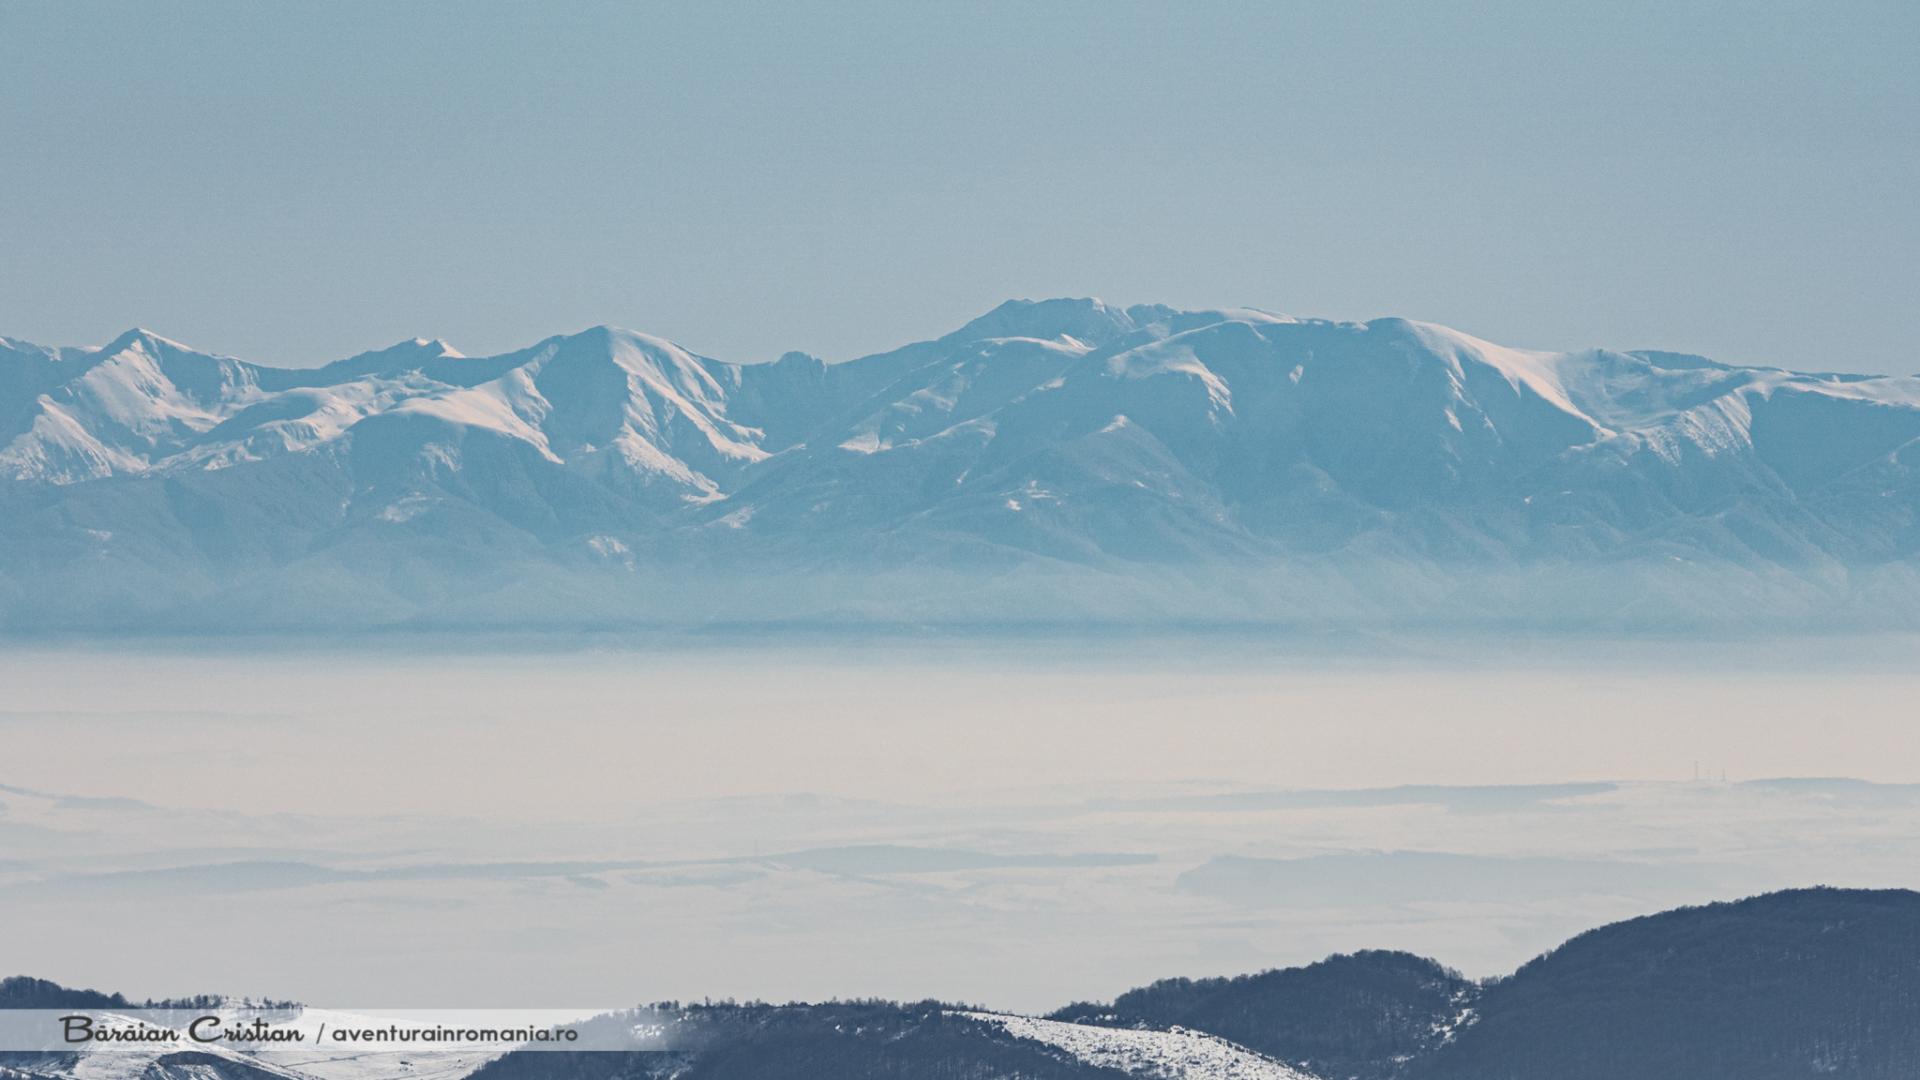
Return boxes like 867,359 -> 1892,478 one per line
6,299 -> 1920,630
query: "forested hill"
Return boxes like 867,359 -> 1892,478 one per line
1046,888 -> 1920,1080
0,976 -> 126,1010
1415,887 -> 1920,1080
1050,950 -> 1471,1080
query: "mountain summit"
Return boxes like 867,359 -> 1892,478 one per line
5,301 -> 1920,631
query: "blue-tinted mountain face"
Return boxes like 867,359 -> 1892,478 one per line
6,300 -> 1920,631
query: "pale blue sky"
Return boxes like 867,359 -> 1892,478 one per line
3,1 -> 1915,371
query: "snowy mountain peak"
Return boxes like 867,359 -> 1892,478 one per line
102,327 -> 197,354
327,336 -> 467,372
947,297 -> 1148,346
407,336 -> 463,357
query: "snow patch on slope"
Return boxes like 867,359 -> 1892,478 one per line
0,398 -> 146,481
1399,320 -> 1610,436
1105,339 -> 1234,414
958,1011 -> 1317,1080
389,378 -> 563,464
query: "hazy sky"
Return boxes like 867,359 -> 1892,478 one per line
3,2 -> 1916,371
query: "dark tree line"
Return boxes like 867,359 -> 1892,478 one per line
1051,950 -> 1472,1080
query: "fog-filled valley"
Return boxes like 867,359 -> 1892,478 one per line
5,637 -> 1917,1012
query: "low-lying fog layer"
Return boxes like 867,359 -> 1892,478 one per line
3,636 -> 1918,1012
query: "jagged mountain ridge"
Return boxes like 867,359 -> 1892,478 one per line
5,300 -> 1920,630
